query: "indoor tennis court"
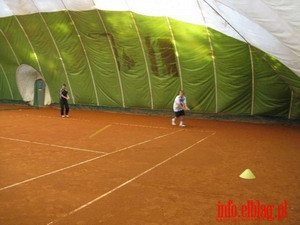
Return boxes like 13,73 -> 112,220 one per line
0,107 -> 299,225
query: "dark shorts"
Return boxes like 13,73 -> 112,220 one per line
174,110 -> 185,118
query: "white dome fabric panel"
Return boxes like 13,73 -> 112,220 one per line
211,0 -> 300,77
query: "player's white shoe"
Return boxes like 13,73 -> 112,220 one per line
61,115 -> 65,118
179,122 -> 186,127
172,118 -> 176,126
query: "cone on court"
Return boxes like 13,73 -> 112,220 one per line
239,169 -> 256,179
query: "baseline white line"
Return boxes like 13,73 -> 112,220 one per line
17,114 -> 91,122
0,136 -> 105,154
0,130 -> 183,191
47,131 -> 216,225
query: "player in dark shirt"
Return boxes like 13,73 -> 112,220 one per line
59,84 -> 69,117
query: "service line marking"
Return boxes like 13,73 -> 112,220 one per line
88,124 -> 112,139
47,131 -> 216,225
113,123 -> 173,130
0,129 -> 183,191
0,136 -> 105,154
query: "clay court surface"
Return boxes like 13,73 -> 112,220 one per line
0,106 -> 299,225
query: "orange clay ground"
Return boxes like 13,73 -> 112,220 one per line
0,107 -> 299,225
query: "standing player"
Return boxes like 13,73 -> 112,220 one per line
59,84 -> 70,118
172,90 -> 189,127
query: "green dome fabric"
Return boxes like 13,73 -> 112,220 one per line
0,0 -> 299,119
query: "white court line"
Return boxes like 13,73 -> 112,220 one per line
0,136 -> 105,154
0,129 -> 183,191
47,131 -> 216,225
114,123 -> 173,130
0,113 -> 92,123
114,123 -> 216,133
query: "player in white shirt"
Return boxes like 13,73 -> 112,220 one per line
172,90 -> 189,127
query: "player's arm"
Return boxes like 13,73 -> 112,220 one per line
182,104 -> 189,110
182,100 -> 190,110
60,93 -> 69,100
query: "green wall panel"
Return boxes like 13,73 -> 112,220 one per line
0,10 -> 299,119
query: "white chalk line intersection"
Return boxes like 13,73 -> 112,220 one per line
0,136 -> 105,154
47,131 -> 216,225
0,129 -> 183,191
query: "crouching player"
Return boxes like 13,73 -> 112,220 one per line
172,90 -> 189,127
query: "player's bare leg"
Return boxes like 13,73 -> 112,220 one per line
172,117 -> 177,125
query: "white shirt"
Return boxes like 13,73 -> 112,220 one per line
173,95 -> 186,112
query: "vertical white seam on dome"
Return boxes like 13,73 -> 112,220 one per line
13,15 -> 44,79
248,44 -> 255,115
128,11 -> 154,109
197,1 -> 218,113
0,29 -> 20,65
94,9 -> 126,108
0,29 -> 17,99
30,0 -> 74,103
288,90 -> 293,119
60,1 -> 100,106
0,64 -> 14,99
166,17 -> 183,90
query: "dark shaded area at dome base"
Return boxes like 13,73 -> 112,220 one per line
53,103 -> 300,126
1,100 -> 299,126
